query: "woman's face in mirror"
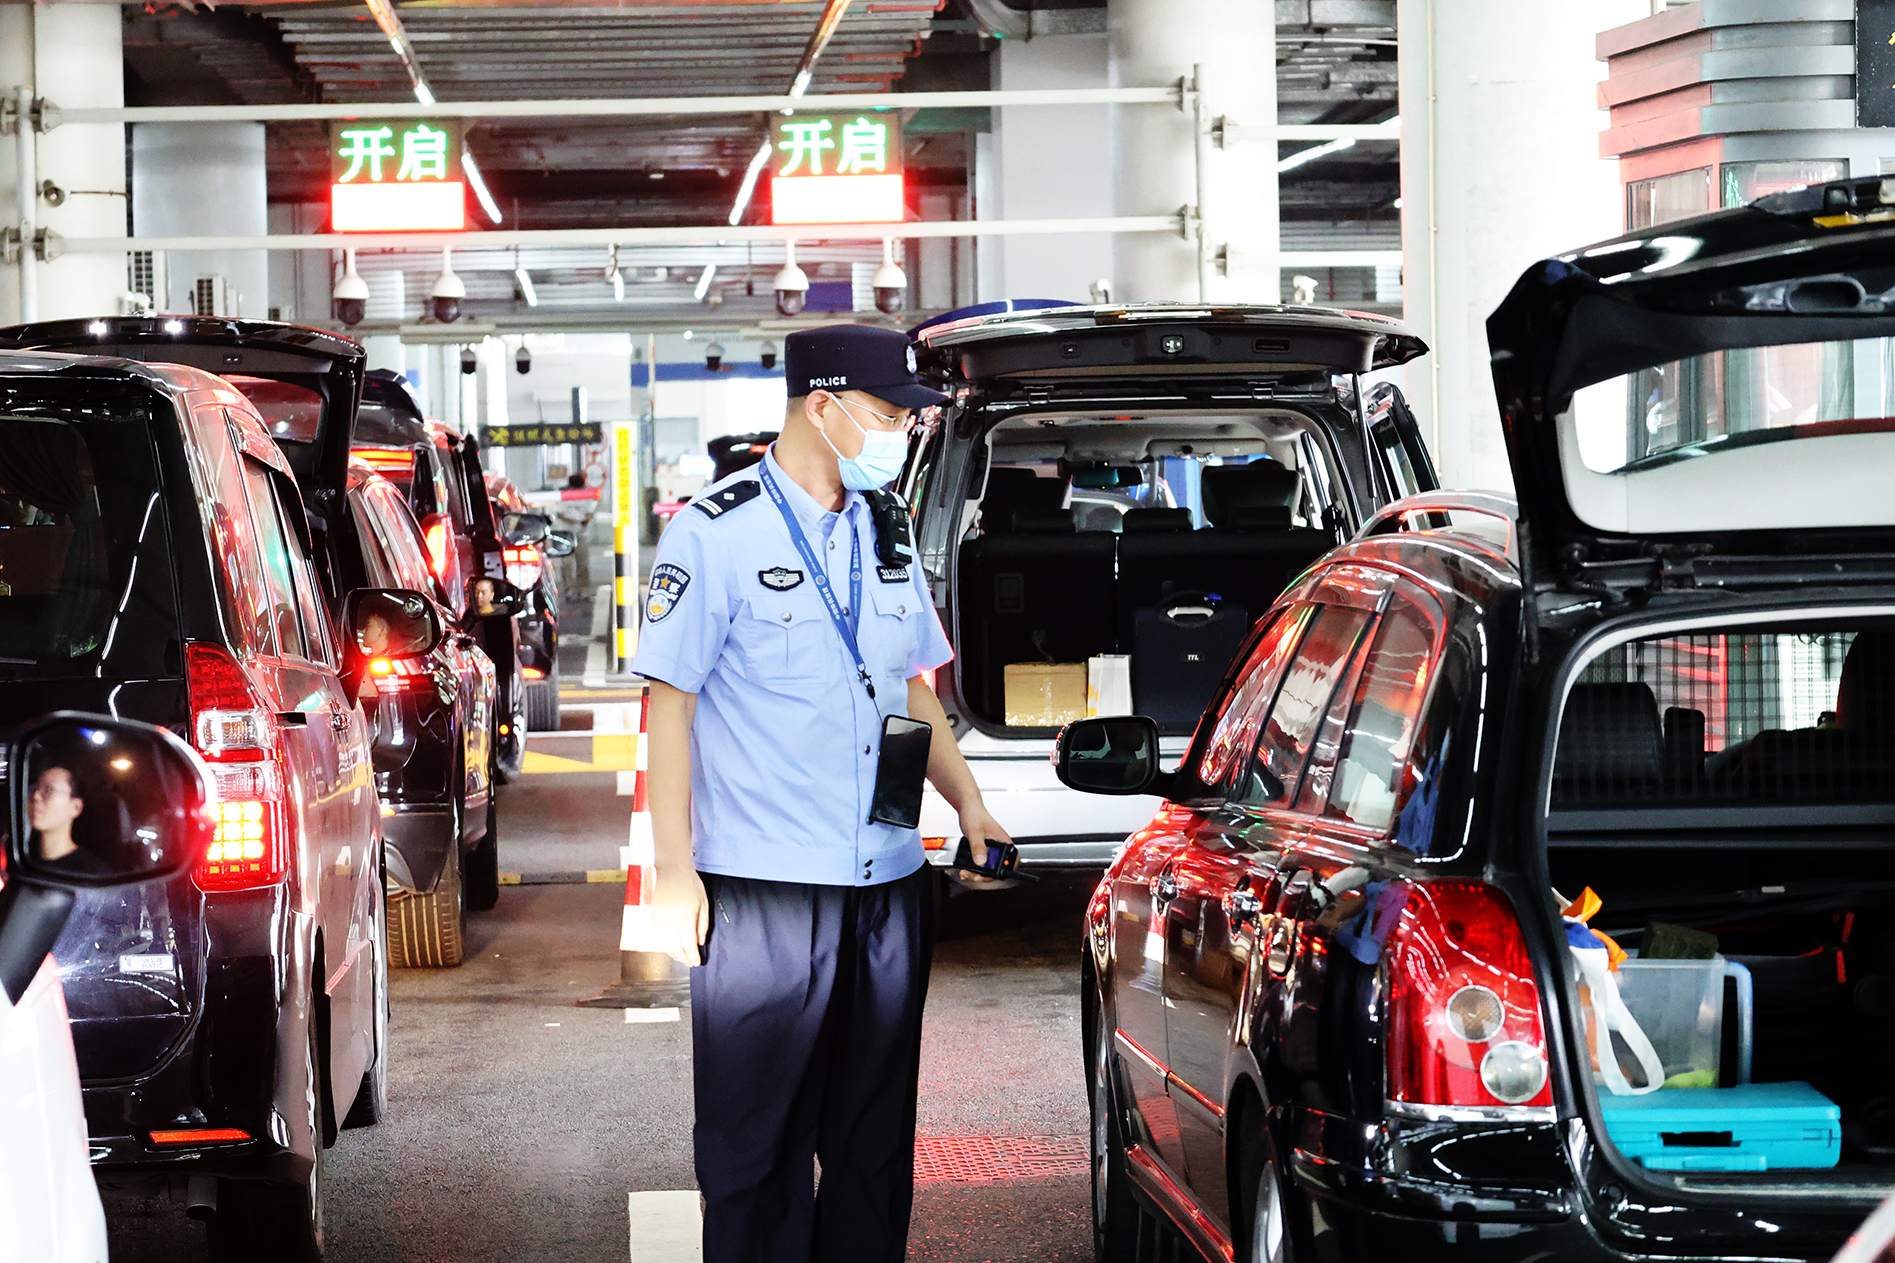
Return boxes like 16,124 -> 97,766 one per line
30,765 -> 84,858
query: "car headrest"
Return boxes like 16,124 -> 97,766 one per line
1554,682 -> 1663,796
978,467 -> 1065,532
1201,461 -> 1299,527
1228,505 -> 1293,531
1012,507 -> 1076,533
1837,629 -> 1895,733
1122,508 -> 1193,533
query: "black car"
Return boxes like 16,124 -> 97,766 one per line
340,458 -> 505,963
0,338 -> 389,1260
1059,183 -> 1895,1262
351,373 -> 523,777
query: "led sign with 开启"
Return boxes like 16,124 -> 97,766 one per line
330,120 -> 468,232
769,113 -> 905,225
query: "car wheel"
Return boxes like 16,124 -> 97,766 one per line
1089,995 -> 1141,1263
1247,1153 -> 1290,1263
208,1025 -> 327,1262
465,787 -> 500,912
387,837 -> 466,968
342,853 -> 390,1129
525,674 -> 560,731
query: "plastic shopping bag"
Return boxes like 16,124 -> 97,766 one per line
1568,918 -> 1666,1096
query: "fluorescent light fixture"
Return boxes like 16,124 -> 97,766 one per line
693,264 -> 718,302
1277,137 -> 1356,173
412,81 -> 435,107
612,269 -> 625,302
728,141 -> 774,226
772,173 -> 905,225
790,68 -> 813,97
332,181 -> 466,231
462,153 -> 503,225
515,267 -> 538,307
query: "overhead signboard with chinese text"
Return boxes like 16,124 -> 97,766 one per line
331,120 -> 467,232
483,422 -> 602,448
770,113 -> 904,224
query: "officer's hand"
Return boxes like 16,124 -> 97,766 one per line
956,803 -> 1012,887
654,870 -> 710,967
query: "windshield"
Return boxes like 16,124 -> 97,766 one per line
0,379 -> 178,678
1571,336 -> 1895,473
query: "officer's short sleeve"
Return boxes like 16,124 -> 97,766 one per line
630,518 -> 730,693
906,563 -> 953,678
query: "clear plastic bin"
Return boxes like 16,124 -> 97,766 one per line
1614,958 -> 1725,1088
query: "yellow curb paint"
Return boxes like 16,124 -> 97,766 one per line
587,869 -> 628,883
522,750 -> 599,774
499,873 -> 522,885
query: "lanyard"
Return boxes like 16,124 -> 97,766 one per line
758,462 -> 874,700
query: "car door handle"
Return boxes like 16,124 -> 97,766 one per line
330,708 -> 351,732
1153,872 -> 1179,906
1226,888 -> 1264,927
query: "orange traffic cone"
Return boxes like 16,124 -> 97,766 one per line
579,690 -> 691,1009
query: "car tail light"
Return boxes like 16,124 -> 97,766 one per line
923,836 -> 947,851
367,656 -> 431,693
150,1128 -> 251,1146
422,513 -> 453,583
186,644 -> 288,891
353,446 -> 415,477
504,544 -> 542,589
522,666 -> 545,680
1384,880 -> 1552,1111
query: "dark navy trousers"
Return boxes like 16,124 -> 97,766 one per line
690,866 -> 934,1263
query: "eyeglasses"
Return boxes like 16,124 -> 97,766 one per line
824,391 -> 916,434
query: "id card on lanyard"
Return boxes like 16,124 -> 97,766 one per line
757,460 -> 932,828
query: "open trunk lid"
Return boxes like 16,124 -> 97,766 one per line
1487,179 -> 1895,600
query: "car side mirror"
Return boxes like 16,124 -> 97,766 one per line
467,576 -> 525,620
501,511 -> 551,546
1052,716 -> 1174,797
341,588 -> 442,695
0,714 -> 215,1004
541,529 -> 577,559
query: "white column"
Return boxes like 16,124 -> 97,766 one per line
993,33 -> 1113,302
4,2 -> 127,323
1108,0 -> 1276,304
132,122 -> 266,317
1397,0 -> 1646,493
361,268 -> 406,374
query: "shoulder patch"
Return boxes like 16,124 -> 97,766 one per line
693,480 -> 761,519
646,563 -> 691,624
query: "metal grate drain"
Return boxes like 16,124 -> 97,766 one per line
913,1136 -> 1090,1183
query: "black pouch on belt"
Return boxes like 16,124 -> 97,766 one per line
868,715 -> 933,829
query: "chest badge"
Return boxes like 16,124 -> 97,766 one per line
646,563 -> 691,623
758,567 -> 805,591
876,564 -> 909,583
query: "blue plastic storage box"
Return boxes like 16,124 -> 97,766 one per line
1599,1081 -> 1840,1172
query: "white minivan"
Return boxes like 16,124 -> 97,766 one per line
0,715 -> 214,1263
902,302 -> 1438,873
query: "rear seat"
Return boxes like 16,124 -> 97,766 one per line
958,470 -> 1116,721
1553,682 -> 1664,802
1115,462 -> 1332,645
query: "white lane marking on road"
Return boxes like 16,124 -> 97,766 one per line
584,640 -> 607,687
618,769 -> 638,795
628,1190 -> 701,1262
624,1007 -> 681,1024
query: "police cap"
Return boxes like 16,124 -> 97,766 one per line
785,325 -> 947,410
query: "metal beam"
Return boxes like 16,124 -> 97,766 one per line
54,215 -> 1186,254
59,86 -> 1181,125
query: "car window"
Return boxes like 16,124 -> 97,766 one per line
240,458 -> 308,660
1235,605 -> 1373,805
1197,605 -> 1312,787
349,490 -> 399,587
1309,591 -> 1443,830
367,480 -> 441,596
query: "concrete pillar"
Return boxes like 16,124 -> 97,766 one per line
132,122 -> 267,318
1108,0 -> 1276,304
1397,0 -> 1646,493
361,268 -> 406,374
3,2 -> 128,323
992,33 -> 1112,302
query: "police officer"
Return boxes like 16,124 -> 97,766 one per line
632,325 -> 1012,1263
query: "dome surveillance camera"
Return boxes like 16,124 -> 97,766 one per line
333,248 -> 370,328
430,249 -> 466,324
515,345 -> 532,375
460,346 -> 477,375
773,244 -> 809,318
705,342 -> 725,371
871,244 -> 907,316
759,340 -> 778,371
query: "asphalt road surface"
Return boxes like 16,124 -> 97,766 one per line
103,680 -> 1101,1262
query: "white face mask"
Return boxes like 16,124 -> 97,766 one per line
818,394 -> 909,490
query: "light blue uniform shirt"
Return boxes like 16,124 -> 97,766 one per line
631,449 -> 954,887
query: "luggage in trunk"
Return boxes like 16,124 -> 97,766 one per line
1601,1081 -> 1842,1172
1131,592 -> 1250,729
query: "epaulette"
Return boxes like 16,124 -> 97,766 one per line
692,479 -> 762,519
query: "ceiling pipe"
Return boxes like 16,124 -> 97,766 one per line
361,0 -> 503,225
728,0 -> 854,226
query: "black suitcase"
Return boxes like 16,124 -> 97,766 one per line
1132,592 -> 1251,730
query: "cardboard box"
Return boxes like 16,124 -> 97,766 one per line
1004,662 -> 1088,728
1087,654 -> 1132,717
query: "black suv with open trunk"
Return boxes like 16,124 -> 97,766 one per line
1060,181 -> 1895,1262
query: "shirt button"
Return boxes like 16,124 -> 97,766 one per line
829,541 -> 836,550
899,605 -> 906,614
780,612 -> 792,622
864,744 -> 871,754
